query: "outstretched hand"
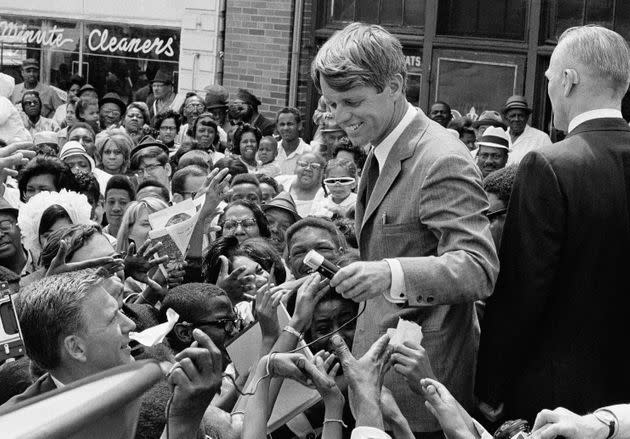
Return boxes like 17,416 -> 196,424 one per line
291,273 -> 330,332
0,141 -> 36,178
124,239 -> 168,283
420,378 -> 478,439
196,168 -> 231,219
46,240 -> 124,277
218,255 -> 256,303
330,333 -> 392,429
531,407 -> 609,439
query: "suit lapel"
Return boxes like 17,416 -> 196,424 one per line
567,117 -> 630,138
358,113 -> 426,234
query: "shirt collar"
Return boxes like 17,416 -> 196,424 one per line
373,104 -> 417,172
50,374 -> 65,388
568,109 -> 623,133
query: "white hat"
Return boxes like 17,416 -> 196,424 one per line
59,141 -> 96,170
475,126 -> 510,151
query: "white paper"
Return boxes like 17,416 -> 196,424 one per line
388,318 -> 423,347
129,308 -> 179,346
148,199 -> 196,230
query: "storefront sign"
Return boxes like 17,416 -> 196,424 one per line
0,20 -> 72,48
87,28 -> 175,57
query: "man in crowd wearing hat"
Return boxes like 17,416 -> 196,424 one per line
99,93 -> 126,130
11,58 -> 63,119
0,198 -> 28,276
475,126 -> 510,177
204,84 -> 232,145
477,25 -> 630,425
149,70 -> 176,119
229,88 -> 275,136
318,115 -> 346,160
502,94 -> 551,165
20,90 -> 60,137
429,101 -> 454,128
473,110 -> 506,137
130,136 -> 172,192
261,191 -> 301,254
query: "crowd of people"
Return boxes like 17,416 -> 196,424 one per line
0,20 -> 629,439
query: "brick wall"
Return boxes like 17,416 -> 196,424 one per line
297,0 -> 315,140
223,0 -> 294,121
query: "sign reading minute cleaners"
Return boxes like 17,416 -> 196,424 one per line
0,20 -> 175,57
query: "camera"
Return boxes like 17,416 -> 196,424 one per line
0,289 -> 25,363
303,249 -> 339,279
494,419 -> 530,439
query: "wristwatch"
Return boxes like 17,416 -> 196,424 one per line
593,409 -> 618,439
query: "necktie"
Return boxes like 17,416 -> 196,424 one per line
363,151 -> 380,204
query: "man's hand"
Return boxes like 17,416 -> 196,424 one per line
420,378 -> 478,439
0,141 -> 36,178
264,352 -> 313,386
531,408 -> 609,439
330,260 -> 391,302
330,333 -> 392,429
290,273 -> 330,332
390,340 -> 436,395
46,240 -> 124,277
168,328 -> 223,418
124,239 -> 168,283
196,168 -> 231,219
217,255 -> 256,303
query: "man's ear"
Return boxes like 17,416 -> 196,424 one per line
562,69 -> 579,97
172,193 -> 183,204
165,162 -> 172,177
63,334 -> 88,363
173,323 -> 193,345
387,74 -> 405,97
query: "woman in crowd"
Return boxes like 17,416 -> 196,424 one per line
17,189 -> 93,272
95,128 -> 133,176
153,109 -> 181,155
67,121 -> 97,159
276,152 -> 326,217
232,123 -> 262,173
123,102 -> 151,145
17,156 -> 76,203
115,197 -> 169,254
56,96 -> 79,147
219,200 -> 271,244
190,112 -> 224,164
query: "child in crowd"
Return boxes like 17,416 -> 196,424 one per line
312,158 -> 357,218
256,136 -> 281,177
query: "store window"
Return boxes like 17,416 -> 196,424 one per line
437,0 -> 528,40
1,15 -> 179,102
542,0 -> 630,42
404,47 -> 422,105
322,0 -> 425,30
83,22 -> 179,103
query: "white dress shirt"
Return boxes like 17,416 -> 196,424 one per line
506,124 -> 552,165
370,103 -> 417,304
568,108 -> 623,133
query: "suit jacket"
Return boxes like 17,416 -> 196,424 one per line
476,118 -> 630,422
0,372 -> 56,410
354,110 -> 498,431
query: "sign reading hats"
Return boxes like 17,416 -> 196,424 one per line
476,126 -> 511,151
502,95 -> 532,115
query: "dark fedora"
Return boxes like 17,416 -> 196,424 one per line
99,92 -> 126,114
130,135 -> 170,159
151,70 -> 173,85
502,95 -> 532,115
204,84 -> 229,110
261,191 -> 301,223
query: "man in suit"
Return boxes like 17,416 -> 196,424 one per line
314,23 -> 499,435
476,25 -> 630,424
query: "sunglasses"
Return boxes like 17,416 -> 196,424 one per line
324,177 -> 355,186
222,218 -> 258,230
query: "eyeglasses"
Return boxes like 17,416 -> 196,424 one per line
222,218 -> 258,230
324,177 -> 355,186
102,109 -> 121,117
0,220 -> 16,234
185,103 -> 205,110
135,163 -> 164,176
297,161 -> 323,170
193,316 -> 241,333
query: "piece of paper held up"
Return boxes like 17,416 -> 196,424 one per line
387,318 -> 423,347
129,308 -> 179,346
148,207 -> 199,276
148,199 -> 196,230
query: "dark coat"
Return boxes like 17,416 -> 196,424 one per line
476,118 -> 630,422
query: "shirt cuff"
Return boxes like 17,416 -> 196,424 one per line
351,427 -> 392,439
383,258 -> 406,303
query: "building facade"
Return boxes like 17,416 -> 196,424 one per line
2,0 -> 630,139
